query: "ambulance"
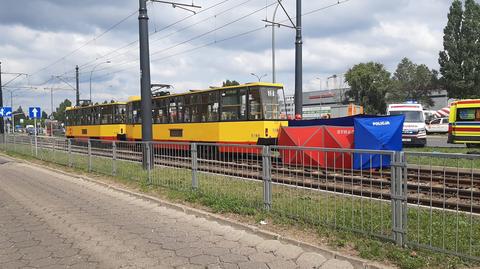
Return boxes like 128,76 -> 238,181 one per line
387,103 -> 426,147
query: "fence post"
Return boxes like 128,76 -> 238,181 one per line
52,138 -> 56,162
262,146 -> 272,211
112,141 -> 117,176
400,151 -> 408,246
146,142 -> 152,184
191,143 -> 198,190
68,139 -> 72,167
390,151 -> 406,246
88,140 -> 92,172
13,134 -> 17,153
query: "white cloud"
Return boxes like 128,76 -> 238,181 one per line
0,0 -> 453,113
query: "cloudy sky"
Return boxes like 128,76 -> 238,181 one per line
0,0 -> 454,114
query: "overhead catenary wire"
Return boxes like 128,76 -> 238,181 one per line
72,0 -> 232,74
93,0 -> 351,80
96,0 -> 257,70
74,0 -> 249,75
29,8 -> 139,78
91,0 -> 280,76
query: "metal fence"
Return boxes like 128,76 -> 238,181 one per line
1,134 -> 479,261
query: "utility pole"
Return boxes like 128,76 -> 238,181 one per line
138,0 -> 152,143
75,65 -> 80,106
264,1 -> 303,117
294,0 -> 303,118
50,88 -> 54,136
0,61 -> 3,134
139,0 -> 153,170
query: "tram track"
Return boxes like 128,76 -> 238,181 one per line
16,140 -> 480,213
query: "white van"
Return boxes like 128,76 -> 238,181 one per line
387,103 -> 427,147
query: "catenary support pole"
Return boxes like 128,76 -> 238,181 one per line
75,65 -> 80,106
0,61 -> 3,134
294,0 -> 303,118
139,0 -> 153,169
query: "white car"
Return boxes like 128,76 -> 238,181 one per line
426,118 -> 449,134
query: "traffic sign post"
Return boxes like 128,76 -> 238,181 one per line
0,107 -> 12,144
0,106 -> 12,134
29,107 -> 41,157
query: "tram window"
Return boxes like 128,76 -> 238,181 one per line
169,98 -> 177,123
70,111 -> 76,126
191,95 -> 199,122
195,93 -> 208,122
152,99 -> 160,124
65,112 -> 70,126
176,97 -> 184,123
93,107 -> 101,125
127,103 -> 133,124
114,105 -> 126,124
248,87 -> 281,120
221,88 -> 247,121
249,88 -> 262,120
128,102 -> 142,124
184,96 -> 192,123
135,102 -> 142,124
82,108 -> 89,125
161,99 -> 168,123
208,92 -> 219,122
152,99 -> 167,124
260,87 -> 280,119
101,106 -> 113,124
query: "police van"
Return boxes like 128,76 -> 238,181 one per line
387,103 -> 426,147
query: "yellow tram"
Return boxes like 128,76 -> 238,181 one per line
125,82 -> 287,150
65,102 -> 127,141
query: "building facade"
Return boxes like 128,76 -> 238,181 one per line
279,88 -> 449,118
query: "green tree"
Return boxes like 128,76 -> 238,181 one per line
52,99 -> 72,123
388,58 -> 437,107
345,62 -> 392,114
14,106 -> 26,121
222,80 -> 240,87
439,0 -> 480,98
41,111 -> 48,119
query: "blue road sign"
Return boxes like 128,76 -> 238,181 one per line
29,107 -> 42,119
0,107 -> 12,118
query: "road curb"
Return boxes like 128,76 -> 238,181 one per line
2,153 -> 391,269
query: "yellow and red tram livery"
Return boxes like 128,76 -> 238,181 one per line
65,102 -> 127,141
126,82 -> 288,152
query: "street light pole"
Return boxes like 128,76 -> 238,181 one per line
89,61 -> 111,103
316,77 -> 322,91
271,0 -> 282,84
251,73 -> 267,82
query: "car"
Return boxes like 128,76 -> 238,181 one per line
25,127 -> 38,136
426,117 -> 449,134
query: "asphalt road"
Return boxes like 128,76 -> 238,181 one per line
426,135 -> 465,148
0,155 -> 355,269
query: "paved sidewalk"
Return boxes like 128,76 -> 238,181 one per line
0,156 -> 357,269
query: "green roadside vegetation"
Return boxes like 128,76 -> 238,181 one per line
405,147 -> 480,170
1,143 -> 479,269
